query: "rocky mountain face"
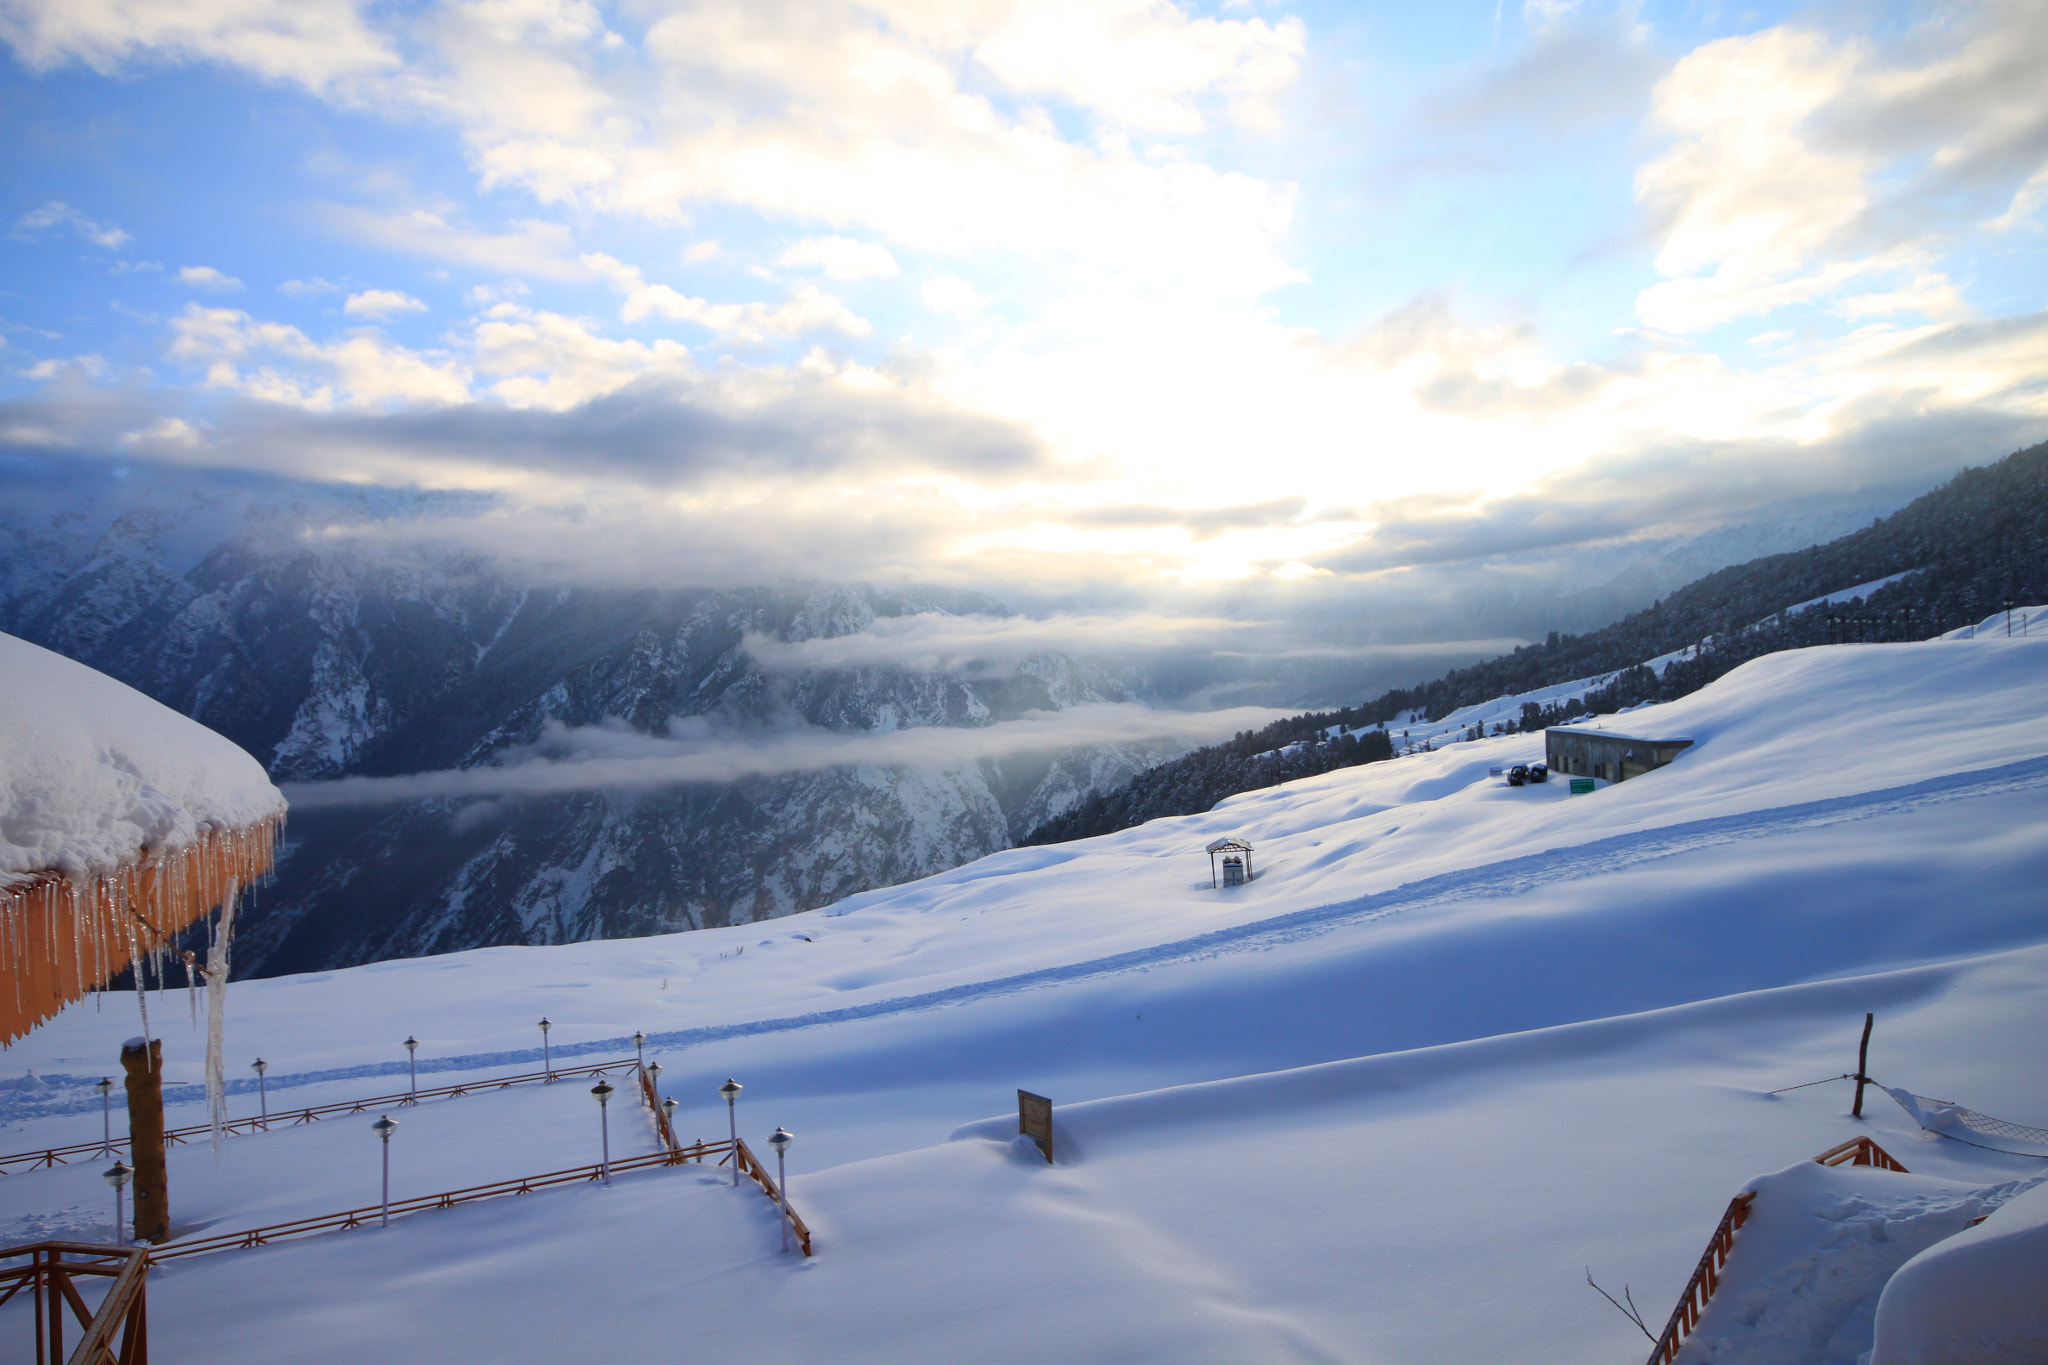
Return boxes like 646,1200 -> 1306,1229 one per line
0,499 -> 1170,978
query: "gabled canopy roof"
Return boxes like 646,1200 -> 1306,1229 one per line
2,632 -> 286,1044
1205,837 -> 1254,854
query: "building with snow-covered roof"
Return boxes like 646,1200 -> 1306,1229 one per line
1544,725 -> 1692,785
0,632 -> 286,1045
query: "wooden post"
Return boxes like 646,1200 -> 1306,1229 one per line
121,1037 -> 169,1243
1018,1090 -> 1053,1164
1852,1012 -> 1874,1118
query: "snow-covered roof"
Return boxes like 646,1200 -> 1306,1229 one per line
1,632 -> 284,890
1544,724 -> 1692,745
1205,837 -> 1253,853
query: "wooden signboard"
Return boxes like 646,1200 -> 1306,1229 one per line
1018,1089 -> 1053,1163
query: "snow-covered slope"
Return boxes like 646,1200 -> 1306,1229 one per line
2,636 -> 2043,1363
0,501 -> 1181,972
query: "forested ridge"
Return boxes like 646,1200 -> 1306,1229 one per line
1022,439 -> 2048,847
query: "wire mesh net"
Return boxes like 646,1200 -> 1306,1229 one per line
1888,1086 -> 2048,1152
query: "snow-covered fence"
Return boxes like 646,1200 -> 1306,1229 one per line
145,1131 -> 813,1261
1812,1135 -> 1908,1172
1645,1190 -> 1754,1365
0,1055 -> 644,1174
90,1054 -> 816,1261
148,1138 -> 735,1260
1645,1138 -> 1911,1364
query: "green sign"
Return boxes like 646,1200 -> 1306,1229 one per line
1570,777 -> 1595,795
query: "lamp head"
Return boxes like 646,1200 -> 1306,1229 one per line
661,1097 -> 678,1115
768,1127 -> 793,1157
647,1062 -> 662,1080
539,1017 -> 551,1033
96,1077 -> 113,1094
103,1161 -> 131,1190
719,1078 -> 742,1103
252,1058 -> 267,1075
372,1114 -> 398,1140
404,1036 -> 418,1054
591,1081 -> 616,1105
633,1031 -> 646,1048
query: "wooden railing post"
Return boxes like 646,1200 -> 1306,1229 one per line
121,1039 -> 168,1244
1852,1013 -> 1874,1118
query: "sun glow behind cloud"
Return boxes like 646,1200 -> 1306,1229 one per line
0,0 -> 2043,603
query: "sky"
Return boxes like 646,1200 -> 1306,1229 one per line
1,0 -> 2044,632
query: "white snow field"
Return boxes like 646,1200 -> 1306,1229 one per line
3,635 -> 2046,1363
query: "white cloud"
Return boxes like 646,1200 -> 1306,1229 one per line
1635,8 -> 2048,332
778,236 -> 899,281
177,264 -> 244,291
280,702 -> 1298,809
681,239 -> 721,264
343,288 -> 428,318
119,415 -> 204,449
921,276 -> 984,317
280,277 -> 342,297
167,303 -> 469,408
315,204 -> 591,280
23,354 -> 106,380
13,200 -> 129,248
470,304 -> 694,410
379,0 -> 1304,298
974,0 -> 1303,133
583,253 -> 872,343
0,0 -> 397,93
743,612 -> 1241,675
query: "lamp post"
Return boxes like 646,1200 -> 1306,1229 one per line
252,1058 -> 269,1127
95,1077 -> 114,1156
371,1115 -> 398,1227
661,1096 -> 679,1149
103,1161 -> 131,1246
633,1030 -> 646,1070
403,1036 -> 419,1104
768,1127 -> 793,1252
591,1081 -> 616,1185
538,1017 -> 553,1081
719,1079 -> 742,1186
646,1060 -> 662,1099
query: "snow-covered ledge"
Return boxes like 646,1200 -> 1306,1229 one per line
0,632 -> 285,1052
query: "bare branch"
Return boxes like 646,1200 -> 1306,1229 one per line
1585,1267 -> 1656,1343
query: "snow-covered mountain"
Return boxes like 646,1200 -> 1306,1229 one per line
0,496 -> 1175,976
2,627 -> 2042,1363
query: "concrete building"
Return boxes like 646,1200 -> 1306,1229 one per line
1544,726 -> 1693,784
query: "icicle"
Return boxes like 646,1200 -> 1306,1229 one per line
204,877 -> 240,1152
127,917 -> 152,1045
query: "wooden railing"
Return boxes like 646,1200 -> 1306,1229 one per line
638,1065 -> 680,1151
149,1138 -> 728,1261
1644,1136 -> 1911,1362
1644,1190 -> 1753,1364
732,1136 -> 814,1257
145,1063 -> 811,1259
0,1057 -> 642,1174
7,1056 -> 812,1273
1811,1136 -> 1908,1172
0,1240 -> 149,1365
148,1132 -> 813,1260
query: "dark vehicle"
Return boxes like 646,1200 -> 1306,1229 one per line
1506,763 -> 1550,788
1527,763 -> 1548,783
